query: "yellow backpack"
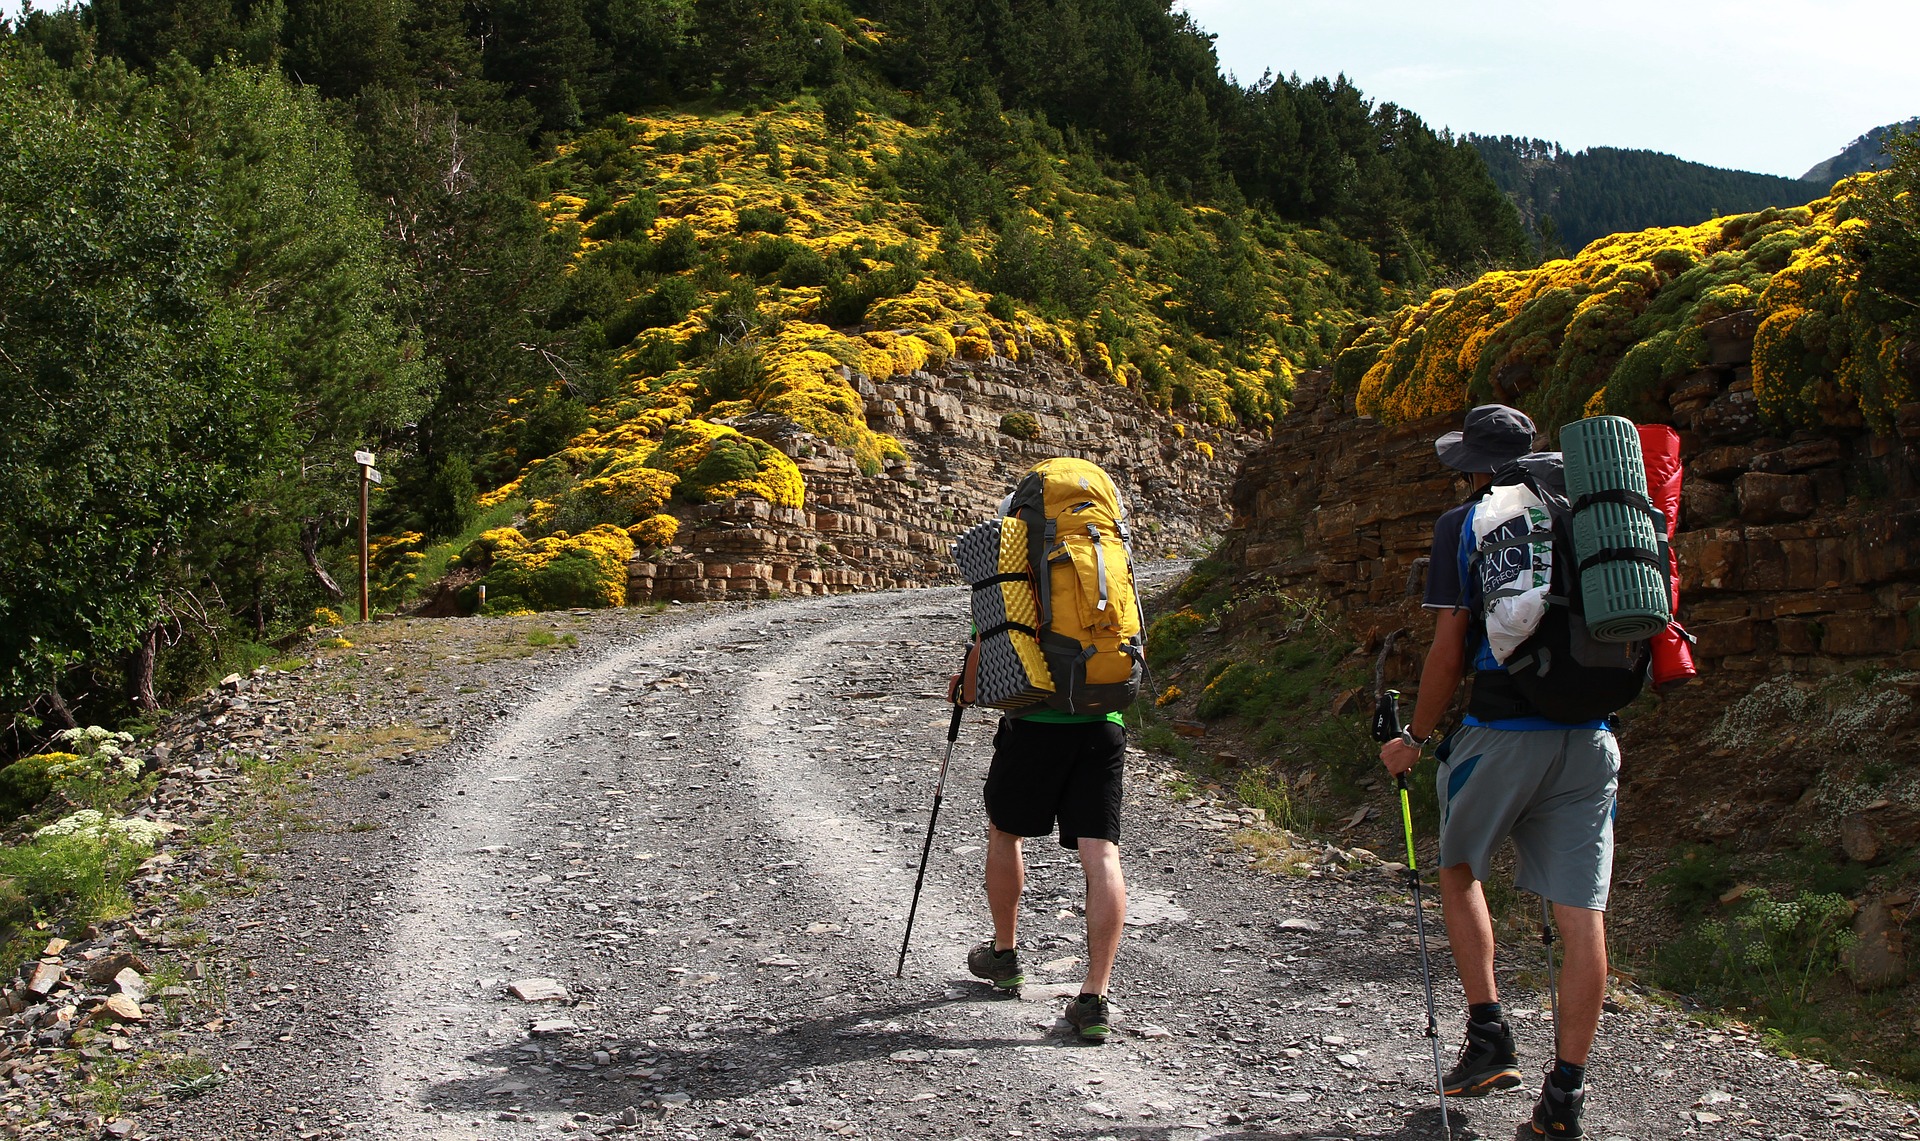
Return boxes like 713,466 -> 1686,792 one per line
1007,457 -> 1145,714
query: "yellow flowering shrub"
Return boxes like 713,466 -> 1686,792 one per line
1340,177 -> 1909,432
457,526 -> 531,567
627,514 -> 680,549
368,530 -> 428,603
571,465 -> 676,521
645,419 -> 805,508
481,524 -> 637,610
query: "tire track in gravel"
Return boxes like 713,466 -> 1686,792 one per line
367,603 -> 740,1138
730,593 -> 1216,1136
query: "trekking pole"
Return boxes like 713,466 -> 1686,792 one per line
896,703 -> 964,978
1541,897 -> 1560,1060
1374,682 -> 1450,1139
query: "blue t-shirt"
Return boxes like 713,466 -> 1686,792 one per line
1425,501 -> 1605,732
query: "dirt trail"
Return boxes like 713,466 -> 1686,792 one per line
143,589 -> 1919,1141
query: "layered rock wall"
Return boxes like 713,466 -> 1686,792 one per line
630,350 -> 1253,602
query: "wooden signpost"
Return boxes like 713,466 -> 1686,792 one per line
355,450 -> 376,622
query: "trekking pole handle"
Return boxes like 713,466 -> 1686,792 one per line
1371,687 -> 1401,745
946,703 -> 963,743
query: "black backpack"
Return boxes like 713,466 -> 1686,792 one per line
1464,454 -> 1662,724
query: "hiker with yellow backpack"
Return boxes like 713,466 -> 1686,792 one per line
945,457 -> 1147,1042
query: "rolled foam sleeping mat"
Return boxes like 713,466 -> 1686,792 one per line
1561,415 -> 1671,642
954,517 -> 1053,711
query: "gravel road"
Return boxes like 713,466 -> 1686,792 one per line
138,587 -> 1920,1141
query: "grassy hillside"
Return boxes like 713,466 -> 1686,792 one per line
441,98 -> 1404,611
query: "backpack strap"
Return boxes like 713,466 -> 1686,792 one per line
1576,546 -> 1669,574
1087,523 -> 1110,612
970,573 -> 1027,590
1570,488 -> 1667,533
977,619 -> 1038,640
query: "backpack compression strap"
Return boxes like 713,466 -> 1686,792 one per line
970,573 -> 1028,589
1569,488 -> 1667,533
1087,524 -> 1110,612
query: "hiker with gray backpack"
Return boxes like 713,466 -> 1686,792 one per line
1378,404 -> 1689,1139
943,457 -> 1147,1042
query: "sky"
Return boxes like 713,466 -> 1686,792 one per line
1179,0 -> 1920,178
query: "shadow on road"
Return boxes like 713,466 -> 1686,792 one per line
414,992 -> 1069,1118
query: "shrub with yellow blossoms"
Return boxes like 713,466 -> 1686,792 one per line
1337,176 -> 1912,433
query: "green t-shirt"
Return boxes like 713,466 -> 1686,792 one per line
1013,707 -> 1125,726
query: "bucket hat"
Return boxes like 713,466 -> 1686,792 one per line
1435,404 -> 1537,473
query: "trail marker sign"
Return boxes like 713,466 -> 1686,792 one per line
354,450 -> 376,467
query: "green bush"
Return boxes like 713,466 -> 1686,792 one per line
682,436 -> 763,500
1651,843 -> 1738,916
0,830 -> 150,939
998,411 -> 1040,440
1145,608 -> 1205,668
1656,890 -> 1857,1016
736,205 -> 787,234
585,191 -> 658,241
0,757 -> 54,822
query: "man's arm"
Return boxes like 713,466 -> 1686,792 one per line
1379,607 -> 1471,776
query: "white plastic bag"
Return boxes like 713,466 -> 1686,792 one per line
1470,483 -> 1556,663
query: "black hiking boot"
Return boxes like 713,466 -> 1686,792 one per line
1064,993 -> 1111,1042
1442,1018 -> 1522,1097
1531,1070 -> 1585,1138
966,941 -> 1023,990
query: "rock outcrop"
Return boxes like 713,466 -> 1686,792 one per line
1221,315 -> 1920,867
629,349 -> 1254,602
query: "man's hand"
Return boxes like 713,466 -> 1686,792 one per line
1380,737 -> 1422,778
949,641 -> 980,706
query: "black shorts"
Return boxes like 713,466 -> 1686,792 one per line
983,716 -> 1126,850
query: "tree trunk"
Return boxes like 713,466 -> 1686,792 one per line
301,520 -> 347,600
128,624 -> 161,713
41,685 -> 78,731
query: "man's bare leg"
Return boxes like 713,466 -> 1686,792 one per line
986,826 -> 1025,951
1077,837 -> 1127,995
1550,903 -> 1607,1065
1439,863 -> 1498,1005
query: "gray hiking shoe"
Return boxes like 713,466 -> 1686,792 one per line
967,941 -> 1023,989
1064,993 -> 1111,1042
1531,1070 -> 1586,1138
1443,1019 -> 1523,1096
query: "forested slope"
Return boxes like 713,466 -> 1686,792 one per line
1802,117 -> 1920,183
1472,135 -> 1825,254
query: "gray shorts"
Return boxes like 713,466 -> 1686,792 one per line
1436,725 -> 1619,911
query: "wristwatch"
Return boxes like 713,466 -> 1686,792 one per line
1396,727 -> 1430,750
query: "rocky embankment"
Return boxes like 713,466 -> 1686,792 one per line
629,346 -> 1253,602
1220,313 -> 1920,1006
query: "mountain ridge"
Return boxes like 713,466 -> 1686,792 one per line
1470,134 -> 1823,253
1802,116 -> 1920,183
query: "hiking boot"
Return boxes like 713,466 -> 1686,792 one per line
966,941 -> 1023,990
1064,993 -> 1111,1042
1442,1019 -> 1522,1097
1531,1070 -> 1585,1138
